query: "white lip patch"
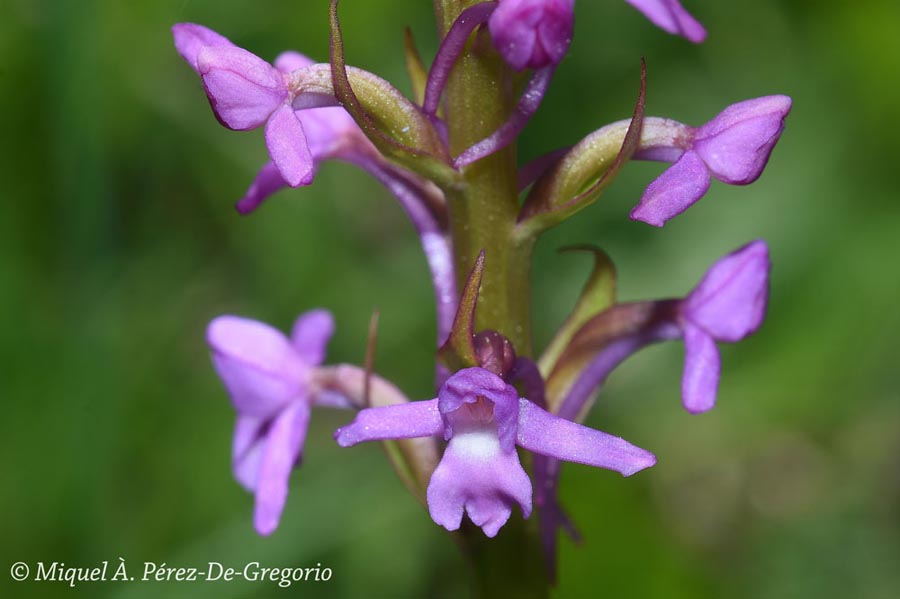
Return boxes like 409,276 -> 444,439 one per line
451,431 -> 501,461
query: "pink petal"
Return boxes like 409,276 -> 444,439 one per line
438,368 -> 520,452
197,45 -> 286,130
426,436 -> 532,537
232,416 -> 266,491
265,104 -> 315,187
488,0 -> 574,70
681,323 -> 720,414
684,240 -> 771,342
694,96 -> 792,184
207,315 -> 305,418
537,0 -> 576,66
235,162 -> 288,215
273,51 -> 314,73
172,23 -> 234,73
253,402 -> 311,535
290,309 -> 335,366
488,1 -> 538,71
297,106 -> 362,159
625,0 -> 707,43
630,150 -> 711,226
334,400 -> 443,447
516,399 -> 656,476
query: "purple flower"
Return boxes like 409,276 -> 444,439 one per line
488,0 -> 575,71
172,23 -> 314,187
678,240 -> 770,412
625,0 -> 706,42
630,95 -> 792,226
234,54 -> 377,214
206,310 -> 336,535
335,367 -> 655,537
557,240 -> 771,420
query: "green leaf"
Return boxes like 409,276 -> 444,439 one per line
404,27 -> 428,107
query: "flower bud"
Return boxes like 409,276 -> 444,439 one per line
488,0 -> 575,71
474,329 -> 517,379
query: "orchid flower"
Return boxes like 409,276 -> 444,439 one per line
336,367 -> 655,537
537,240 -> 769,575
207,311 -> 342,535
173,23 -> 315,187
232,50 -> 378,215
554,240 -> 771,420
630,96 -> 792,226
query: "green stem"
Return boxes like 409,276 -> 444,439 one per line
460,516 -> 549,599
435,1 -> 547,596
438,0 -> 534,356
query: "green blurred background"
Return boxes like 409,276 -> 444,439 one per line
2,0 -> 898,597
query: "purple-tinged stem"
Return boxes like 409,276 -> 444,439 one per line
424,2 -> 498,118
454,66 -> 556,168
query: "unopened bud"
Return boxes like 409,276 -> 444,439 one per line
474,330 -> 517,379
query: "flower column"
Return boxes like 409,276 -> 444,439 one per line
434,1 -> 547,594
